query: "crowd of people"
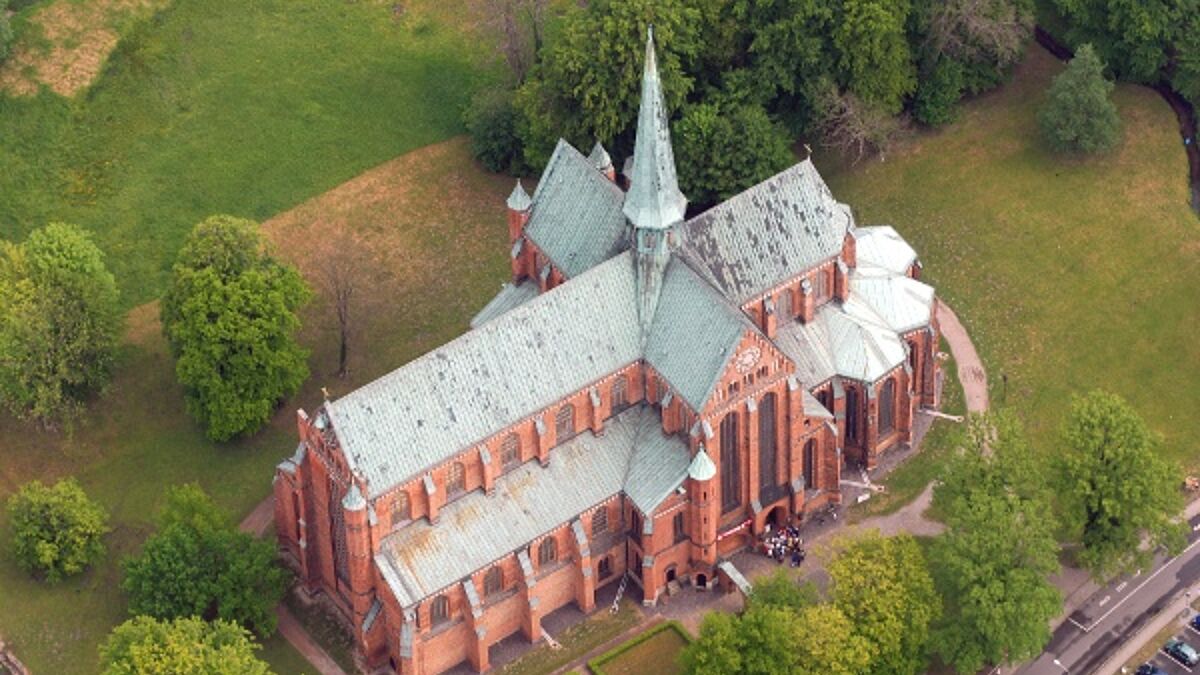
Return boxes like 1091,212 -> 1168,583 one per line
760,524 -> 805,567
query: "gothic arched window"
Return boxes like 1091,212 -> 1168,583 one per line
538,537 -> 557,566
846,387 -> 860,444
556,404 -> 575,440
720,411 -> 741,513
880,378 -> 896,436
673,511 -> 686,544
592,506 -> 608,536
431,595 -> 450,625
758,393 -> 778,492
501,433 -> 520,469
803,439 -> 817,489
447,462 -> 466,496
612,377 -> 628,411
484,567 -> 503,596
598,555 -> 612,579
390,490 -> 410,526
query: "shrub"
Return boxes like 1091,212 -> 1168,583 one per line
100,616 -> 273,675
813,80 -> 904,163
1038,44 -> 1121,154
914,58 -> 964,127
7,478 -> 109,582
464,87 -> 526,175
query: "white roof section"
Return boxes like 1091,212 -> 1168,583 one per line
678,159 -> 853,304
375,406 -> 686,607
851,269 -> 935,334
687,446 -> 716,481
773,297 -> 908,385
329,253 -> 642,497
855,225 -> 916,276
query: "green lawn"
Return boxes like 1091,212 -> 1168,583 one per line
822,45 -> 1200,472
0,0 -> 497,308
499,601 -> 643,675
589,622 -> 691,675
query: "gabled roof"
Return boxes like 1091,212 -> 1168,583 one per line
375,406 -> 685,608
851,269 -> 935,334
469,280 -> 538,328
525,140 -> 628,279
622,28 -> 687,231
328,252 -> 642,497
678,159 -> 853,304
644,258 -> 756,411
855,226 -> 916,276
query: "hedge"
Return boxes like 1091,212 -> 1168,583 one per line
587,620 -> 692,675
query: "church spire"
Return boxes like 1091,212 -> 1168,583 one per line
622,26 -> 687,231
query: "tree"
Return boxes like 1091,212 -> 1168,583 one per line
793,603 -> 873,675
1051,0 -> 1185,84
813,80 -> 904,163
829,532 -> 939,675
1038,44 -> 1122,154
464,87 -> 527,175
727,0 -> 837,120
675,97 -> 794,205
913,57 -> 965,126
7,478 -> 109,582
122,485 -> 289,636
99,616 -> 272,675
161,215 -> 310,441
918,0 -> 1033,90
312,228 -> 368,379
681,605 -> 802,675
0,223 -> 122,426
832,0 -> 917,114
515,0 -> 706,167
1060,390 -> 1186,579
748,570 -> 820,611
929,412 -> 1062,673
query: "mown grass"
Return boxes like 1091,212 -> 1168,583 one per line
589,622 -> 691,675
0,0 -> 499,308
822,45 -> 1200,472
499,601 -> 643,675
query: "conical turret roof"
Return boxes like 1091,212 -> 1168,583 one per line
622,27 -> 687,231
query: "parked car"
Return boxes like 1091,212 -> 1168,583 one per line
1136,663 -> 1168,675
1190,613 -> 1200,632
1165,638 -> 1200,667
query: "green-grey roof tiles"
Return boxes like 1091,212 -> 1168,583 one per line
622,415 -> 691,515
469,280 -> 539,329
679,159 -> 852,304
525,139 -> 628,279
645,258 -> 755,411
622,28 -> 687,232
375,406 -> 683,608
328,252 -> 642,497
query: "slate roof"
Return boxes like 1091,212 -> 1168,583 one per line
644,258 -> 755,411
773,298 -> 907,385
855,226 -> 916,275
469,281 -> 538,329
678,159 -> 854,304
525,140 -> 628,279
328,253 -> 642,497
375,406 -> 686,608
622,28 -> 687,231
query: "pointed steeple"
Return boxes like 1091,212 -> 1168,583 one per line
622,26 -> 687,231
506,179 -> 531,212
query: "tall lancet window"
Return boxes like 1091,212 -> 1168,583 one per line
720,412 -> 741,513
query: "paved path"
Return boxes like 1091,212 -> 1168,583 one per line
936,299 -> 989,413
239,496 -> 349,675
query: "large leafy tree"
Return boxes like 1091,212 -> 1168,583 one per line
681,605 -> 802,675
162,215 -> 309,441
515,0 -> 708,167
1051,0 -> 1187,84
1060,390 -> 1186,579
747,570 -> 820,611
793,603 -> 873,675
675,95 -> 794,205
99,616 -> 272,675
7,478 -> 109,582
930,412 -> 1062,673
1038,44 -> 1122,154
0,223 -> 121,425
832,0 -> 917,114
122,485 -> 288,636
829,532 -> 939,675
727,0 -> 836,121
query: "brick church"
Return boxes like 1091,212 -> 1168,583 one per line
273,30 -> 940,675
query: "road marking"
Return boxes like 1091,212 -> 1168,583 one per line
1160,649 -> 1196,673
1100,595 -> 1112,606
1117,582 -> 1128,592
1081,534 -> 1200,632
1189,624 -> 1200,637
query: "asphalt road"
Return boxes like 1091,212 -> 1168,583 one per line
1018,515 -> 1200,675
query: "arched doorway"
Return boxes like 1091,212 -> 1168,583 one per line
695,573 -> 707,589
666,566 -> 677,583
766,505 -> 788,529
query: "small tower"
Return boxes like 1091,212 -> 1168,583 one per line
507,180 -> 533,280
623,27 -> 687,341
589,142 -> 616,182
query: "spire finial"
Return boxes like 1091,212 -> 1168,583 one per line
622,22 -> 687,232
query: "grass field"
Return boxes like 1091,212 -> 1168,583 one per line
588,622 -> 691,675
0,0 -> 498,308
822,46 -> 1200,471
